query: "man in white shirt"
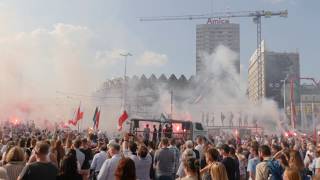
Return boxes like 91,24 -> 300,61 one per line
73,139 -> 85,168
91,145 -> 108,176
97,141 -> 121,180
195,136 -> 205,167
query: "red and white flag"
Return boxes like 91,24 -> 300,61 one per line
118,111 -> 128,131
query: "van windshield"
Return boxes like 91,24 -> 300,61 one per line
194,122 -> 204,130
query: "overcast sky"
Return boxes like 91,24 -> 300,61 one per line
1,0 -> 319,88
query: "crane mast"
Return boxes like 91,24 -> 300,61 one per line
139,10 -> 288,103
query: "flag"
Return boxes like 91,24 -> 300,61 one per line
75,106 -> 84,123
95,110 -> 100,129
93,107 -> 101,129
93,107 -> 98,128
160,113 -> 168,122
68,104 -> 84,126
118,111 -> 128,131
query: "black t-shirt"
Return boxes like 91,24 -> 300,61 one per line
221,157 -> 236,180
56,173 -> 83,180
19,162 -> 58,180
80,148 -> 93,170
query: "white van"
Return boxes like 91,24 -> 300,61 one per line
129,118 -> 208,141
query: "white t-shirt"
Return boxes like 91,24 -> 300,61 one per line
315,157 -> 320,172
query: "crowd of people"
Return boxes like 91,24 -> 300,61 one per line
1,122 -> 320,180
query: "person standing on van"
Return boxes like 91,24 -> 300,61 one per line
143,124 -> 151,145
158,124 -> 162,141
152,125 -> 157,143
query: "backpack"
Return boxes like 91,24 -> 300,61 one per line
265,159 -> 283,180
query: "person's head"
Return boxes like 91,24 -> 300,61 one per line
210,162 -> 228,180
160,138 -> 169,148
271,144 -> 281,155
146,124 -> 149,128
229,147 -> 236,156
148,141 -> 156,150
153,125 -> 156,128
185,140 -> 194,149
129,141 -> 137,154
250,146 -> 259,156
81,138 -> 88,148
196,136 -> 203,145
73,138 -> 81,149
183,158 -> 200,179
107,141 -> 120,156
219,144 -> 230,157
137,145 -> 148,158
289,150 -> 304,171
259,145 -> 271,158
34,141 -> 50,159
60,153 -> 78,175
18,139 -> 26,148
170,138 -> 176,146
115,158 -> 136,180
6,146 -> 24,163
205,148 -> 220,163
183,149 -> 196,160
283,168 -> 301,180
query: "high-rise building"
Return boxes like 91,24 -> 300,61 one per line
196,20 -> 240,76
248,41 -> 300,108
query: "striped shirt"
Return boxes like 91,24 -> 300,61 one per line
4,161 -> 25,180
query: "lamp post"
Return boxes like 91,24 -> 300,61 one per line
120,52 -> 132,110
281,75 -> 289,115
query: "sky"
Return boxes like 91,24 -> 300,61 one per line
0,0 -> 319,92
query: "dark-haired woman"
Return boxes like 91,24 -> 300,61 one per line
56,152 -> 82,180
115,157 -> 136,180
181,158 -> 200,180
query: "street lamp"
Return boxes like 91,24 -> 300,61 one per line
120,52 -> 132,110
280,75 -> 289,111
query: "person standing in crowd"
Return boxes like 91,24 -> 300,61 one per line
3,146 -> 25,180
200,148 -> 220,180
158,124 -> 162,141
143,124 -> 151,145
73,139 -> 85,169
115,157 -> 136,180
97,141 -> 122,180
256,145 -> 283,180
52,140 -> 65,167
288,150 -> 309,180
177,149 -> 196,178
219,144 -> 236,180
247,146 -> 260,180
195,136 -> 205,168
148,141 -> 156,180
283,168 -> 301,180
56,151 -> 82,180
90,145 -> 108,180
210,162 -> 228,180
154,138 -> 174,180
229,147 -> 240,180
135,145 -> 152,180
80,138 -> 93,179
179,158 -> 200,180
152,125 -> 157,143
169,138 -> 180,178
18,141 -> 58,180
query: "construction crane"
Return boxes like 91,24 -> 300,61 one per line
139,10 -> 288,102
